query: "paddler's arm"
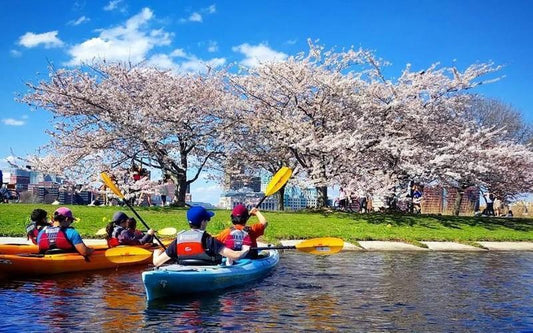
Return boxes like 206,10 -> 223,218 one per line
153,248 -> 171,267
249,208 -> 267,227
219,245 -> 250,260
75,243 -> 94,257
153,239 -> 177,267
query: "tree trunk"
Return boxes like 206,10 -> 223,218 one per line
169,171 -> 188,207
277,186 -> 285,211
316,185 -> 328,208
453,187 -> 464,216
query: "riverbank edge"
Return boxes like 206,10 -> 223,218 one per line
2,237 -> 533,251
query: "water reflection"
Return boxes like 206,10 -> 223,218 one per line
0,252 -> 532,332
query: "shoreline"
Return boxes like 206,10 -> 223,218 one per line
2,237 -> 533,251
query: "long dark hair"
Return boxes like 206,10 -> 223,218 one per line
126,218 -> 137,230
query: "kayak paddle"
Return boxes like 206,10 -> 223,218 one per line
104,246 -> 153,264
100,172 -> 167,250
254,237 -> 344,255
95,226 -> 177,237
255,166 -> 292,207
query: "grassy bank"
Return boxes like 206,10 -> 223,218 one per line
1,203 -> 532,243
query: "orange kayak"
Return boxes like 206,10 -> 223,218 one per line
0,242 -> 107,255
0,246 -> 155,278
0,239 -> 171,255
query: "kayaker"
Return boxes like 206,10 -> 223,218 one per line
37,207 -> 94,257
26,208 -> 50,244
152,206 -> 249,267
216,204 -> 268,259
105,211 -> 129,247
118,217 -> 155,245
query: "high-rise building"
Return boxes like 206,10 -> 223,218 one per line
219,170 -> 320,211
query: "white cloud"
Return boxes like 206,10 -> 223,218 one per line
18,31 -> 64,49
148,51 -> 226,73
285,39 -> 297,45
170,48 -> 187,57
205,5 -> 216,14
69,16 -> 90,26
2,118 -> 26,126
104,0 -> 122,11
10,49 -> 22,57
181,5 -> 216,23
66,8 -> 172,65
207,40 -> 218,53
232,43 -> 287,67
189,12 -> 202,22
0,155 -> 17,170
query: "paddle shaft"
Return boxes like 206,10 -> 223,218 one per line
253,245 -> 295,251
123,199 -> 167,250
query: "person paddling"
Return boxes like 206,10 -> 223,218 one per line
37,207 -> 94,257
26,208 -> 50,244
105,211 -> 129,247
152,206 -> 249,267
118,217 -> 155,245
216,204 -> 268,259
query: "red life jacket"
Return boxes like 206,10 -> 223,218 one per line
107,237 -> 120,248
38,226 -> 74,253
26,222 -> 40,245
176,230 -> 220,265
224,226 -> 250,250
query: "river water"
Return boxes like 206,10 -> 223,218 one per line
1,251 -> 532,332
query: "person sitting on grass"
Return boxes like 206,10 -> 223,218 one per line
26,208 -> 50,244
152,206 -> 249,267
118,218 -> 155,245
37,207 -> 94,258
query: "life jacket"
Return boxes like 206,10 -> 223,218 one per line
26,222 -> 40,244
111,225 -> 125,239
224,226 -> 250,250
38,226 -> 74,253
106,225 -> 125,247
176,229 -> 221,265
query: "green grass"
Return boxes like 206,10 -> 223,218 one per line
1,204 -> 532,243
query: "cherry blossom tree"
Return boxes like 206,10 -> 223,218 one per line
227,41 -> 370,207
20,62 -> 227,205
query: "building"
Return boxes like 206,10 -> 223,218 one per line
219,169 -> 320,211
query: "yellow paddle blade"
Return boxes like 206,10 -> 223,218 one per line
105,246 -> 152,264
100,172 -> 125,199
157,227 -> 177,236
295,237 -> 344,255
265,167 -> 292,196
95,227 -> 107,236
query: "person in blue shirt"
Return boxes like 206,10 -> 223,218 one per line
37,207 -> 94,257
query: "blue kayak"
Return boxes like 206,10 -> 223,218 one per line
142,250 -> 279,301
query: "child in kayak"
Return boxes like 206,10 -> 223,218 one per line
216,204 -> 268,259
37,207 -> 94,257
152,206 -> 249,267
26,208 -> 50,244
118,217 -> 155,245
105,211 -> 129,247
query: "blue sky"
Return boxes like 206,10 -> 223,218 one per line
1,0 -> 532,204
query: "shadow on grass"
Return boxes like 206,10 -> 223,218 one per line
308,209 -> 533,232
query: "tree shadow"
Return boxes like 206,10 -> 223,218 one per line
326,210 -> 533,232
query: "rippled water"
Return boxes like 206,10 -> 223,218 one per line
1,251 -> 532,332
